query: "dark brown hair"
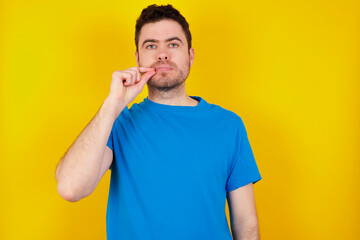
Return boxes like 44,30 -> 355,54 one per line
135,4 -> 192,52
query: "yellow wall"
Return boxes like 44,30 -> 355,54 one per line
1,0 -> 359,239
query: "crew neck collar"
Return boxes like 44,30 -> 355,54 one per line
143,96 -> 207,111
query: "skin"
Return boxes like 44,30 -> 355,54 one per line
227,183 -> 260,239
55,20 -> 196,202
55,18 -> 259,240
135,19 -> 197,106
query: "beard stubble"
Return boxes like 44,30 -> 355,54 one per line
147,61 -> 190,92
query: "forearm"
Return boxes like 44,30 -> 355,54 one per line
231,220 -> 260,240
56,97 -> 125,201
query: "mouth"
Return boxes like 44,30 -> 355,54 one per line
155,65 -> 173,72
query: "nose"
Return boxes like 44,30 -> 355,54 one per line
157,46 -> 169,61
158,53 -> 168,61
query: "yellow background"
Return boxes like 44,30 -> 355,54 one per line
1,0 -> 359,239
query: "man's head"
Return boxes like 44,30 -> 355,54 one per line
134,5 -> 194,91
135,4 -> 192,52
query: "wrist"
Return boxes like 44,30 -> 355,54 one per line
103,96 -> 126,120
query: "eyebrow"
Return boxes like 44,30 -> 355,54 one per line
141,37 -> 183,48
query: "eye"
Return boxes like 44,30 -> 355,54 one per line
146,44 -> 156,49
169,43 -> 178,48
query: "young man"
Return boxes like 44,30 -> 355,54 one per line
55,4 -> 262,240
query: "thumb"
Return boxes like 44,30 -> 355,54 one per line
135,70 -> 156,89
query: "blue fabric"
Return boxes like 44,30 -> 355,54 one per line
106,96 -> 262,240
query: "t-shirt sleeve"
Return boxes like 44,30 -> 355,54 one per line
107,126 -> 114,152
106,106 -> 129,171
226,118 -> 262,192
106,123 -> 115,171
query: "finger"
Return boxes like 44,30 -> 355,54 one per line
122,71 -> 137,86
140,70 -> 156,82
121,74 -> 131,87
138,67 -> 155,73
127,67 -> 141,82
127,69 -> 140,84
119,72 -> 131,86
134,70 -> 156,90
135,69 -> 141,83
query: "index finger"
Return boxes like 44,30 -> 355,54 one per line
138,67 -> 155,73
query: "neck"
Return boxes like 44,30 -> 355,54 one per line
147,82 -> 198,106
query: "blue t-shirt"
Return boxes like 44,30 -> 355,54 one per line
106,96 -> 261,240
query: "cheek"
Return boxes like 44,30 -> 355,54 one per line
138,52 -> 152,65
139,58 -> 148,67
179,55 -> 191,68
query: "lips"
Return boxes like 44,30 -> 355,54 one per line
155,65 -> 172,72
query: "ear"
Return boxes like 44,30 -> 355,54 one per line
189,48 -> 195,66
135,50 -> 140,66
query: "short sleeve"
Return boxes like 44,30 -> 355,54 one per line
107,128 -> 114,151
226,118 -> 262,192
106,124 -> 115,171
105,106 -> 129,171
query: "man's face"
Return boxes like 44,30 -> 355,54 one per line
135,19 -> 194,91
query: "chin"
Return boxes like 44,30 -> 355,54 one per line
147,76 -> 185,90
148,77 -> 173,87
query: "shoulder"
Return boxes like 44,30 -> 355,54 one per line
116,102 -> 142,120
208,102 -> 245,125
112,105 -> 132,126
204,102 -> 250,138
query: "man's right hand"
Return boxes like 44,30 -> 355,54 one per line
56,67 -> 156,202
108,67 -> 156,112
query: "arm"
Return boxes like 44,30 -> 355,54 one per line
227,183 -> 260,240
55,67 -> 156,202
55,97 -> 123,202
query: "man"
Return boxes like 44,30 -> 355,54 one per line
55,4 -> 262,240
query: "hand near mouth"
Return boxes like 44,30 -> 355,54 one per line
108,67 -> 156,109
138,67 -> 157,82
